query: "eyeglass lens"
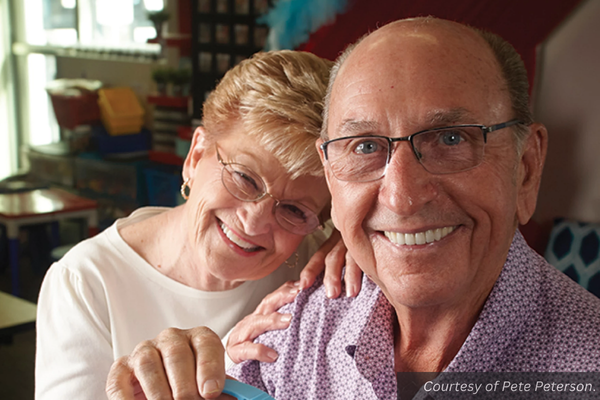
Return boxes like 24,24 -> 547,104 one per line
221,163 -> 319,234
325,125 -> 487,181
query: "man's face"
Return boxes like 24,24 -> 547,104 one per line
319,22 -> 539,309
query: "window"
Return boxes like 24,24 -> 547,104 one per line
26,53 -> 60,146
1,0 -> 18,178
25,0 -> 165,48
18,0 -> 165,147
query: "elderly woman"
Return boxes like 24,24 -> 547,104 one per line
35,50 -> 356,399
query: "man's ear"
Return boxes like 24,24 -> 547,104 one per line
182,126 -> 212,182
516,123 -> 548,225
315,138 -> 336,188
315,138 -> 339,229
315,138 -> 326,165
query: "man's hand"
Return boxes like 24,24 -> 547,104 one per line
106,327 -> 235,400
300,228 -> 363,298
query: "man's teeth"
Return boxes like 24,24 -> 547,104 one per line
384,226 -> 456,245
220,222 -> 259,251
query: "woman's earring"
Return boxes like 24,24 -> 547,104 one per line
180,178 -> 191,200
285,252 -> 299,269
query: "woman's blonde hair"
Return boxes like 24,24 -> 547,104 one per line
202,50 -> 333,179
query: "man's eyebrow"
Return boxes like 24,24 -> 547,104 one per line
425,108 -> 473,126
335,108 -> 474,137
337,119 -> 380,136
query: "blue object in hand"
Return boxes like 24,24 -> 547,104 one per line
222,379 -> 275,400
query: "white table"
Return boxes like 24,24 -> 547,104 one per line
0,188 -> 98,297
0,290 -> 37,338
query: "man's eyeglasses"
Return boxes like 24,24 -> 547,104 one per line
216,146 -> 321,235
320,119 -> 523,182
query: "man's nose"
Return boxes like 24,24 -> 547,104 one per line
237,197 -> 277,235
378,143 -> 437,215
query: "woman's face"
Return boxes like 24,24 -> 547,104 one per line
182,127 -> 330,285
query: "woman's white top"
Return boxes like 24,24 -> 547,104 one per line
35,207 -> 326,399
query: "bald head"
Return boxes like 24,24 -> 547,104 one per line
321,17 -> 532,146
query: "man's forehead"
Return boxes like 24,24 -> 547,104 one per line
327,21 -> 507,137
336,18 -> 497,85
365,18 -> 483,50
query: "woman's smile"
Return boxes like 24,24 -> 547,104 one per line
217,217 -> 264,255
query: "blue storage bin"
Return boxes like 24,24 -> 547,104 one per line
144,164 -> 182,207
75,152 -> 149,206
92,125 -> 151,156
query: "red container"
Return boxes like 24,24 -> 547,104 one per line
50,92 -> 101,130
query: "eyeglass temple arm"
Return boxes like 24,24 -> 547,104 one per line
482,119 -> 523,142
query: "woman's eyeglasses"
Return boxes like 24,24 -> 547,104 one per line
216,146 -> 321,235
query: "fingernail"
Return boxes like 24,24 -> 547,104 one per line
346,285 -> 354,298
326,287 -> 335,298
267,350 -> 279,361
293,281 -> 300,287
281,314 -> 292,322
290,287 -> 300,295
203,380 -> 220,395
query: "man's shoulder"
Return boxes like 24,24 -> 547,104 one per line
267,272 -> 377,342
537,257 -> 600,335
505,231 -> 600,323
228,274 -> 392,397
454,234 -> 600,372
504,237 -> 600,370
232,273 -> 383,366
516,234 -> 600,340
527,260 -> 600,370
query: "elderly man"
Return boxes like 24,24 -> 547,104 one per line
107,17 -> 600,400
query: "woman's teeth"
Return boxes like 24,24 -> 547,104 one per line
384,226 -> 456,246
219,222 -> 260,252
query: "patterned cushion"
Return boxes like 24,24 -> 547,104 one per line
544,218 -> 600,298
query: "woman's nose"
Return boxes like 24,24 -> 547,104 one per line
237,197 -> 277,235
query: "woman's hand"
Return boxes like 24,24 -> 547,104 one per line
105,327 -> 234,400
226,232 -> 363,364
226,280 -> 300,364
299,228 -> 363,298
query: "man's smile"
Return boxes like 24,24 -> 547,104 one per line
383,225 -> 457,245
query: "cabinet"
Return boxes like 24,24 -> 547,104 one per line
191,0 -> 272,119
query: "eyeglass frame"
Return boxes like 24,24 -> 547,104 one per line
215,145 -> 322,235
319,118 -> 524,181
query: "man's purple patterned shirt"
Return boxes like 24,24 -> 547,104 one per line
228,231 -> 600,399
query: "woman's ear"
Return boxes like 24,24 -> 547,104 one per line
182,126 -> 212,182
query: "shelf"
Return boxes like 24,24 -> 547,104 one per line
147,34 -> 192,57
147,95 -> 190,109
12,42 -> 161,63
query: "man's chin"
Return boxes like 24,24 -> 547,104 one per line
376,270 -> 465,309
